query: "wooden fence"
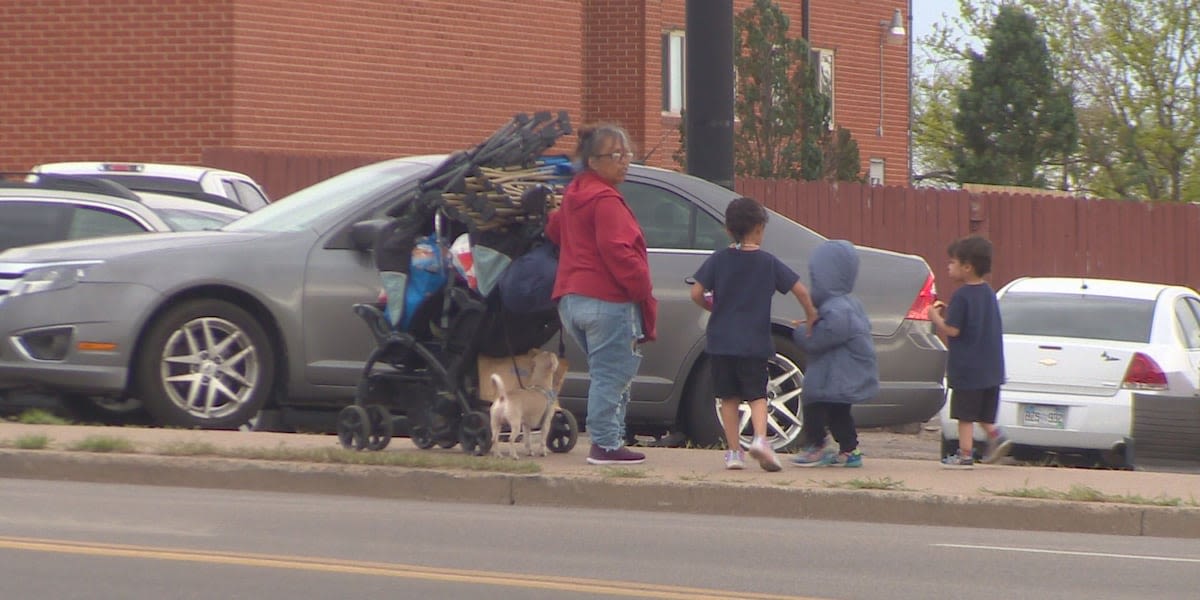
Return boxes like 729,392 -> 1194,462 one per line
205,148 -> 1200,296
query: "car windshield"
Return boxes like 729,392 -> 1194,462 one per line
1000,292 -> 1154,343
223,160 -> 426,233
156,208 -> 242,231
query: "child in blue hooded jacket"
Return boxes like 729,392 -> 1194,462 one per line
790,240 -> 879,468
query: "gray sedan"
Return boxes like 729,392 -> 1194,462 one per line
0,157 -> 946,450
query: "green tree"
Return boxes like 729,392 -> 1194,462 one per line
953,5 -> 1077,187
916,0 -> 1200,201
732,0 -> 862,181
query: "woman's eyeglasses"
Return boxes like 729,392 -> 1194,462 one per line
596,151 -> 634,162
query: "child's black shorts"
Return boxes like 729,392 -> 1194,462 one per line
710,355 -> 769,401
949,386 -> 1000,423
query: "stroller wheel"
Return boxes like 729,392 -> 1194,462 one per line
410,424 -> 437,450
546,409 -> 578,454
365,405 -> 393,451
436,437 -> 459,449
459,410 -> 492,456
336,405 -> 371,451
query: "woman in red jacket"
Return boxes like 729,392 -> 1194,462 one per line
546,123 -> 657,465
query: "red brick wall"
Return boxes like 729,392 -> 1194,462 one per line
230,0 -> 583,156
0,0 -> 236,171
2,0 -> 908,187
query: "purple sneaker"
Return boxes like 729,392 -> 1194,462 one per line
586,444 -> 646,465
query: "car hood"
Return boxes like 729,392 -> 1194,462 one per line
0,231 -> 265,264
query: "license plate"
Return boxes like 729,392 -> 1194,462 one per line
1022,404 -> 1067,429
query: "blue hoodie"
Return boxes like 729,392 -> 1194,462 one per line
791,240 -> 879,405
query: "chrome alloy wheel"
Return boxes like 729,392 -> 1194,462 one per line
714,350 -> 805,452
158,316 -> 262,420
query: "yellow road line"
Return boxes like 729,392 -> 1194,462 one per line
0,536 -> 826,600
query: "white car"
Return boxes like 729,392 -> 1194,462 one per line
939,277 -> 1200,465
31,162 -> 269,212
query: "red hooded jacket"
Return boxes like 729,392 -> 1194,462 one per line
546,170 -> 658,342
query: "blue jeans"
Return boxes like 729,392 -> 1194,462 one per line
558,294 -> 643,450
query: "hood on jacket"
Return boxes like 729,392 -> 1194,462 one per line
810,240 -> 858,306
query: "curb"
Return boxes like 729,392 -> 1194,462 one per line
3,450 -> 1198,538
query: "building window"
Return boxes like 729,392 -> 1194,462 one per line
869,158 -> 885,186
810,48 -> 835,129
662,30 -> 685,113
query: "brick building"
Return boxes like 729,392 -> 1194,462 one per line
2,0 -> 911,197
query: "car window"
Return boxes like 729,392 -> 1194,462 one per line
222,181 -> 238,203
1175,298 -> 1200,349
0,201 -> 68,251
155,208 -> 241,231
225,160 -> 427,233
1000,292 -> 1154,343
231,180 -> 269,210
66,206 -> 146,240
620,181 -> 725,250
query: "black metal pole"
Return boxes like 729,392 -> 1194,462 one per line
685,0 -> 735,190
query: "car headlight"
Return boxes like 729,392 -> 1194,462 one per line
8,263 -> 101,298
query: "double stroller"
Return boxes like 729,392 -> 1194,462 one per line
336,112 -> 579,456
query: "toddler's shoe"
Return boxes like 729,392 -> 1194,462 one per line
940,449 -> 975,469
724,449 -> 746,470
981,430 -> 1013,464
748,437 -> 782,472
791,446 -> 836,467
836,448 -> 863,468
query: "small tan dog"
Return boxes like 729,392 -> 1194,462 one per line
489,351 -> 560,459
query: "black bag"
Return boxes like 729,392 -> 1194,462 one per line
497,241 -> 558,314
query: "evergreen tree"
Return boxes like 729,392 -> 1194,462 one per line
732,0 -> 862,181
953,5 -> 1077,187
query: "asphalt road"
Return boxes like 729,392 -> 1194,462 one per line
2,478 -> 1197,600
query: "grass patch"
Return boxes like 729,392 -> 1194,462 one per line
14,434 -> 51,450
14,409 -> 70,426
823,476 -> 913,491
598,466 -> 648,479
157,441 -> 221,457
67,435 -> 137,453
222,445 -> 541,474
984,484 -> 1199,507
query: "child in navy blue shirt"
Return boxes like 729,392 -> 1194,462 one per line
928,235 -> 1012,469
691,197 -> 818,471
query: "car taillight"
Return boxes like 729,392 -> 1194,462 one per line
905,273 -> 937,321
1122,352 -> 1168,390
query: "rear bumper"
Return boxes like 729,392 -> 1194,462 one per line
939,388 -> 1131,451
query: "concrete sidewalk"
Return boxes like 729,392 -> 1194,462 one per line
1,422 -> 1198,538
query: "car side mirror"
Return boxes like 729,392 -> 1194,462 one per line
349,219 -> 389,252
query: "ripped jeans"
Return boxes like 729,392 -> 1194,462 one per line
557,294 -> 643,450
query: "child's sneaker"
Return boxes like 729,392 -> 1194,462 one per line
981,430 -> 1013,464
724,449 -> 746,470
791,446 -> 836,467
748,437 -> 782,472
837,449 -> 863,468
940,450 -> 975,469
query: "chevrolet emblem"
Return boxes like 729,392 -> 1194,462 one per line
1039,358 -> 1058,366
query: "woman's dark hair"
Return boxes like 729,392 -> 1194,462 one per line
724,196 -> 769,243
573,123 -> 631,171
948,235 -> 993,277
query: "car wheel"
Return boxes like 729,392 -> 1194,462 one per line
684,334 -> 807,452
60,394 -> 152,426
135,299 -> 275,429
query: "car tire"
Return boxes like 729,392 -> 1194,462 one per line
683,334 -> 807,452
135,299 -> 275,429
60,394 -> 152,426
